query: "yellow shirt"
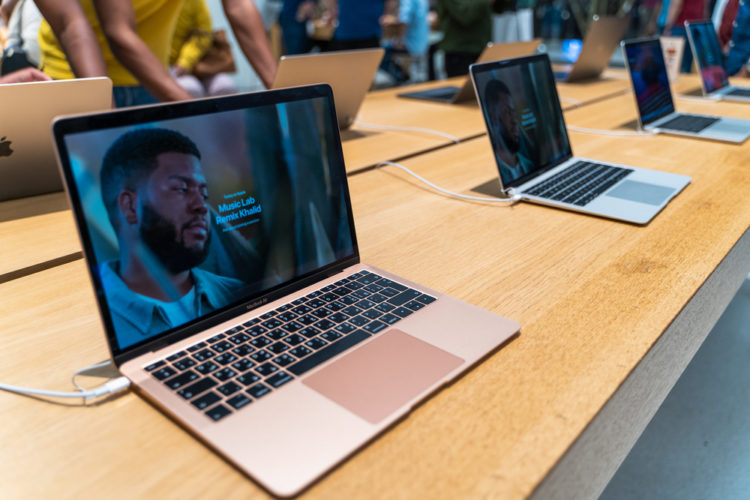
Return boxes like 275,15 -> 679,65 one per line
170,0 -> 213,72
39,0 -> 184,85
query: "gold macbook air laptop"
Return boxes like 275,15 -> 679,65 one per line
52,84 -> 520,496
0,77 -> 111,201
271,48 -> 384,129
397,39 -> 541,103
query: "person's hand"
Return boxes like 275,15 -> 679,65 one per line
0,67 -> 52,84
296,1 -> 314,22
171,65 -> 188,77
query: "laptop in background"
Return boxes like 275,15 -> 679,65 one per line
553,15 -> 629,82
0,77 -> 111,201
398,39 -> 541,103
622,37 -> 750,143
471,54 -> 690,224
271,48 -> 384,129
52,84 -> 520,496
685,20 -> 750,102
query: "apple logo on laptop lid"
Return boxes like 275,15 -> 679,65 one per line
0,137 -> 13,157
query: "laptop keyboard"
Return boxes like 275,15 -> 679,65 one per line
726,88 -> 750,97
523,161 -> 632,206
658,114 -> 719,133
144,270 -> 436,422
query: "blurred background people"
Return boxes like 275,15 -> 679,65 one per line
435,0 -> 492,77
0,0 -> 42,75
328,0 -> 386,51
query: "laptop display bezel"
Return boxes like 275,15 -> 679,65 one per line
685,20 -> 731,95
52,84 -> 361,366
622,37 -> 676,128
470,53 -> 574,191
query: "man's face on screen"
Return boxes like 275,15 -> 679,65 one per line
491,92 -> 520,154
138,152 -> 211,273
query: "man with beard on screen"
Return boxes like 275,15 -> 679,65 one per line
484,78 -> 534,183
99,127 -> 248,347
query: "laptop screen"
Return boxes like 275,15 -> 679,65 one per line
687,21 -> 730,93
623,38 -> 675,126
472,54 -> 573,188
54,86 -> 357,356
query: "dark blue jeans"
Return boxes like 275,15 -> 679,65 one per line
113,86 -> 159,108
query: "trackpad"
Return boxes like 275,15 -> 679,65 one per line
303,330 -> 464,424
605,180 -> 675,206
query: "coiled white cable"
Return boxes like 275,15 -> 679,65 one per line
376,161 -> 522,204
355,121 -> 461,144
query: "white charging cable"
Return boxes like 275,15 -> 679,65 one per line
560,96 -> 583,107
0,360 -> 130,403
376,161 -> 522,204
355,121 -> 461,144
567,125 -> 655,136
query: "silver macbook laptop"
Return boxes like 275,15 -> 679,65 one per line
271,48 -> 384,129
51,84 -> 520,496
0,77 -> 111,201
553,15 -> 629,82
471,54 -> 690,224
398,39 -> 540,104
685,20 -> 750,102
622,37 -> 750,143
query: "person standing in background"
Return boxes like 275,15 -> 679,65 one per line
34,0 -> 276,107
436,0 -> 492,77
663,0 -> 709,72
279,0 -> 314,54
170,0 -> 237,98
328,0 -> 385,51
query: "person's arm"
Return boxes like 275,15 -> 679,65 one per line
33,0 -> 107,77
1,0 -> 20,25
221,0 -> 277,88
0,66 -> 50,83
91,0 -> 191,101
663,0 -> 684,34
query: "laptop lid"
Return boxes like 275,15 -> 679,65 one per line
471,53 -> 573,190
271,48 -> 384,129
52,84 -> 359,365
564,15 -> 629,81
685,20 -> 731,94
0,77 -> 111,201
622,38 -> 676,127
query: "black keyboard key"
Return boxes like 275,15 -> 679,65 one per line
227,393 -> 252,410
346,281 -> 364,290
224,326 -> 242,335
213,367 -> 237,381
356,299 -> 376,310
368,293 -> 388,303
250,337 -> 271,348
314,319 -> 335,331
321,293 -> 338,302
251,350 -> 273,362
364,284 -> 383,293
404,300 -> 425,311
312,308 -> 332,319
247,383 -> 271,399
289,330 -> 371,376
335,322 -> 357,334
362,309 -> 383,319
186,342 -> 206,353
339,295 -> 359,305
278,311 -> 298,322
232,344 -> 254,357
327,312 -> 348,323
325,301 -> 346,312
380,313 -> 401,325
659,114 -> 719,133
306,338 -> 328,350
356,273 -> 382,284
207,333 -> 225,344
376,278 -> 406,291
245,325 -> 267,337
416,294 -> 437,305
173,358 -> 196,371
362,320 -> 387,334
290,346 -> 312,358
236,373 -> 260,386
307,298 -> 326,308
215,353 -> 238,366
267,341 -> 290,354
276,304 -> 291,312
331,286 -> 351,297
321,331 -> 342,342
342,306 -> 363,316
206,404 -> 232,421
178,377 -> 217,399
256,362 -> 278,377
375,302 -> 396,313
145,360 -> 165,372
266,372 -> 293,388
284,334 -> 306,346
297,314 -> 318,325
273,354 -> 296,367
152,367 -> 177,380
352,289 -> 372,299
195,361 -> 219,375
379,287 -> 400,298
292,297 -> 307,305
267,328 -> 288,340
393,307 -> 413,318
292,304 -> 312,315
387,289 -> 421,306
218,381 -> 242,396
228,333 -> 250,345
259,311 -> 276,320
262,318 -> 283,329
349,315 -> 370,327
191,391 -> 221,410
164,370 -> 199,390
281,321 -> 303,333
193,348 -> 215,362
231,358 -> 255,373
242,318 -> 260,327
166,351 -> 186,362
